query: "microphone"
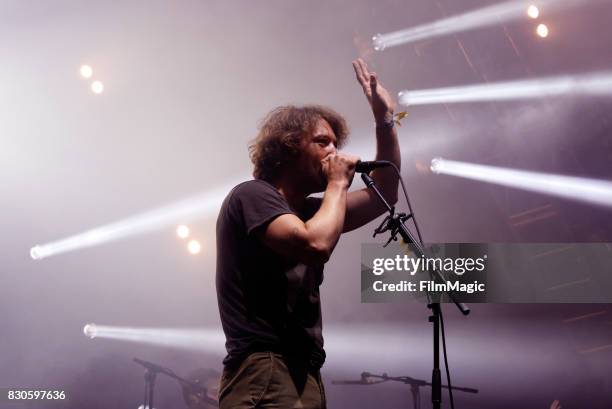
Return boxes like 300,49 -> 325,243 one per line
355,160 -> 392,173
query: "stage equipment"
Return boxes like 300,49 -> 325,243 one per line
355,160 -> 393,173
372,0 -> 579,50
79,65 -> 93,78
430,158 -> 612,208
133,358 -> 218,409
398,71 -> 612,106
80,324 -> 225,353
83,323 -> 96,338
537,23 -> 550,37
181,368 -> 221,409
176,225 -> 190,239
30,180 -> 241,259
332,371 -> 478,409
187,239 -> 201,254
91,80 -> 104,94
527,5 -> 540,19
360,164 -> 469,409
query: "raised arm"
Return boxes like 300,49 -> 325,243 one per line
343,58 -> 401,233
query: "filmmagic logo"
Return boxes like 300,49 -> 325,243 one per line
371,254 -> 487,276
372,280 -> 486,294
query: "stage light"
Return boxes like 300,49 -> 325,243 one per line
80,324 -> 226,353
527,5 -> 540,19
398,71 -> 612,106
537,23 -> 549,37
80,65 -> 93,79
430,157 -> 442,174
187,240 -> 201,254
372,34 -> 385,51
30,246 -> 44,260
29,179 -> 242,260
83,323 -> 97,339
79,323 -> 569,375
176,225 -> 190,239
429,158 -> 612,208
372,0 -> 570,50
91,80 -> 104,94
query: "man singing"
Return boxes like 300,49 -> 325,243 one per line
215,58 -> 401,409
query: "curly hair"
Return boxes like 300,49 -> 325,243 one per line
249,105 -> 349,181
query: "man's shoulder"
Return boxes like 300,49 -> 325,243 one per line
227,179 -> 279,202
223,179 -> 287,210
219,179 -> 293,232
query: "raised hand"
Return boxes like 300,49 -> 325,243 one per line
352,58 -> 396,123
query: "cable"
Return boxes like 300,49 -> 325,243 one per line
440,306 -> 455,409
388,162 -> 425,245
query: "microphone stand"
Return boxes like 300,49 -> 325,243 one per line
362,372 -> 478,409
133,358 -> 218,409
361,172 -> 470,409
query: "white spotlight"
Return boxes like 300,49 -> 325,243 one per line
430,157 -> 443,174
83,323 -> 97,338
429,158 -> 612,208
29,178 -> 243,260
91,81 -> 104,94
80,65 -> 93,79
527,5 -> 540,19
176,225 -> 190,239
79,324 -> 226,353
537,23 -> 549,38
30,246 -> 43,260
187,240 -> 201,254
372,34 -> 385,51
371,0 -> 579,50
398,71 -> 612,106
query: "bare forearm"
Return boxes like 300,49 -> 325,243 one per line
304,181 -> 348,258
372,122 -> 401,204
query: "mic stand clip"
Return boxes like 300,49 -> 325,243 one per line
373,208 -> 413,248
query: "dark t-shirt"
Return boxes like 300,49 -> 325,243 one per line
215,179 -> 325,368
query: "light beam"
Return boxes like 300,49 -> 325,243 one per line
81,323 -> 571,375
398,72 -> 612,106
30,179 -> 242,260
81,323 -> 226,353
373,0 -> 587,50
430,158 -> 612,208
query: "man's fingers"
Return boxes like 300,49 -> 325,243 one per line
337,153 -> 361,167
370,73 -> 378,90
357,58 -> 371,78
352,60 -> 369,90
351,60 -> 364,82
352,59 -> 375,98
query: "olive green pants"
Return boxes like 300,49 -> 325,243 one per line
219,352 -> 326,409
